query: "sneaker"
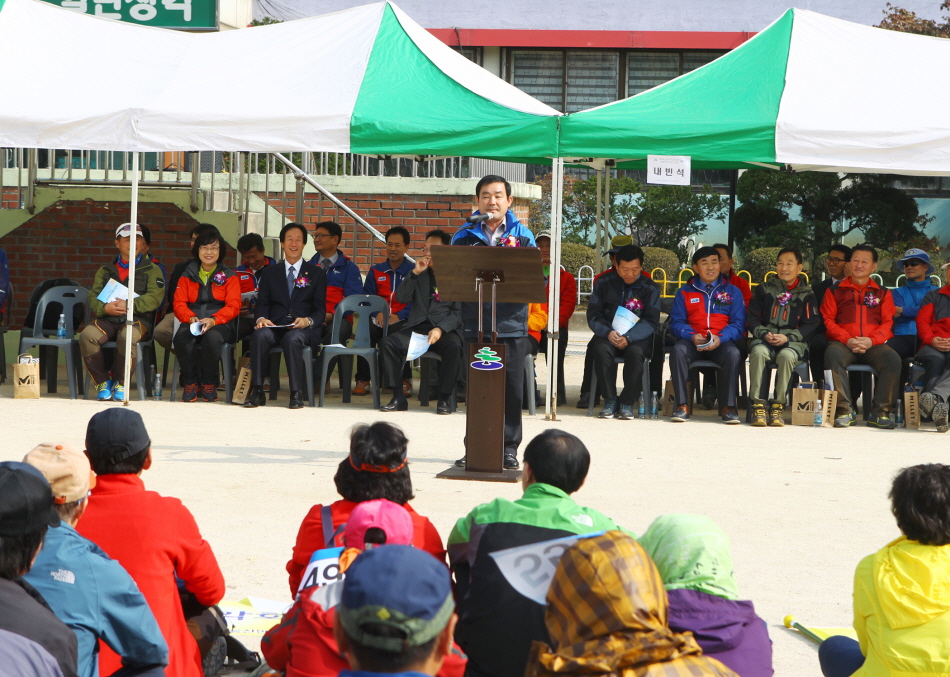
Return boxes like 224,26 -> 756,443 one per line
919,391 -> 938,419
402,380 -> 413,397
182,383 -> 199,402
834,411 -> 857,428
504,455 -> 520,470
867,413 -> 896,430
201,384 -> 218,402
934,399 -> 949,433
721,407 -> 741,424
750,403 -> 767,427
768,403 -> 785,427
352,380 -> 370,396
671,406 -> 690,422
96,380 -> 114,401
112,384 -> 125,402
598,398 -> 618,419
617,403 -> 636,420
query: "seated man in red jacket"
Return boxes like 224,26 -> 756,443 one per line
914,258 -> 950,433
821,244 -> 900,429
77,408 -> 225,677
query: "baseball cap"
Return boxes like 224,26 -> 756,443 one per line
0,462 -> 61,537
692,246 -> 721,265
338,545 -> 454,652
344,499 -> 414,550
24,443 -> 95,505
85,408 -> 151,462
607,234 -> 633,254
535,230 -> 552,241
897,248 -> 935,275
115,223 -> 143,239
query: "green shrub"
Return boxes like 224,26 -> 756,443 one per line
742,247 -> 782,283
642,247 -> 681,283
560,243 -> 597,277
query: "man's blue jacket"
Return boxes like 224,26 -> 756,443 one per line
24,523 -> 168,677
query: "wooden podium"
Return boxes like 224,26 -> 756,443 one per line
429,245 -> 546,482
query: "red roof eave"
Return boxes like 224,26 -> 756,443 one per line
427,28 -> 755,50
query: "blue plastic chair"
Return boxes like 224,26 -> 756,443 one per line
319,295 -> 390,409
18,286 -> 88,399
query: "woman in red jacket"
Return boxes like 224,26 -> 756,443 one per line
173,227 -> 241,402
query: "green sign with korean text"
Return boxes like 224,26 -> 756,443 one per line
40,0 -> 217,30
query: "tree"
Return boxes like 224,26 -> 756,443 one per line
877,1 -> 950,37
632,185 -> 726,261
733,169 -> 934,267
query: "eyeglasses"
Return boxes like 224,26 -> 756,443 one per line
826,257 -> 846,264
198,245 -> 220,252
312,232 -> 331,239
904,260 -> 926,267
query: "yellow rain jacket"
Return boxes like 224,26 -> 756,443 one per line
853,536 -> 950,676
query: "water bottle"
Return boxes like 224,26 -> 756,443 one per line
650,391 -> 658,419
152,366 -> 162,401
895,399 -> 904,428
56,313 -> 66,339
637,396 -> 645,419
813,400 -> 823,428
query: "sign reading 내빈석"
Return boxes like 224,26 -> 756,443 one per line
41,0 -> 218,30
646,155 -> 691,186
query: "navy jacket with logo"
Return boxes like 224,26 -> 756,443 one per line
363,257 -> 414,321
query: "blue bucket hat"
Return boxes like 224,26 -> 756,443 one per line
896,248 -> 934,276
338,545 -> 453,652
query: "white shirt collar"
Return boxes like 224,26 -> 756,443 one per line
284,259 -> 301,276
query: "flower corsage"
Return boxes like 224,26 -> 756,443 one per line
295,274 -> 311,289
432,286 -> 441,302
777,291 -> 792,306
500,234 -> 520,248
714,291 -> 733,305
864,292 -> 881,308
624,298 -> 643,313
212,270 -> 227,286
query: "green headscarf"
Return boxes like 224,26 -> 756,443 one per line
639,514 -> 740,601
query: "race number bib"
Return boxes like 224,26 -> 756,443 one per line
489,532 -> 604,605
297,546 -> 345,595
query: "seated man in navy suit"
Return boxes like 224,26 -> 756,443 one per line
244,223 -> 327,409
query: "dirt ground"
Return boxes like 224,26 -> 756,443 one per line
1,341 -> 939,677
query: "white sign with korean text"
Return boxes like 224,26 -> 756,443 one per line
646,155 -> 691,186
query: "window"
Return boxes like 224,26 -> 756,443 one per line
511,50 -> 564,110
627,52 -> 680,97
565,51 -> 618,113
682,50 -> 727,73
453,46 -> 482,66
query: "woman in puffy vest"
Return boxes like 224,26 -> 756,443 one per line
172,227 -> 241,402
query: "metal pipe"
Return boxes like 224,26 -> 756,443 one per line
295,176 -> 305,224
122,151 -> 140,405
190,152 -> 199,213
26,149 -> 36,214
594,168 -> 603,272
35,179 -> 193,188
545,158 -> 564,420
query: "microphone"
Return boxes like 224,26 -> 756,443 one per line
465,212 -> 494,224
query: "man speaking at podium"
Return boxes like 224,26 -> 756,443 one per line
452,175 -> 537,470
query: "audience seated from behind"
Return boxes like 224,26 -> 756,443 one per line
286,421 -> 446,596
524,531 -> 737,677
333,546 -> 459,677
80,223 -> 165,402
172,227 -> 242,403
586,244 -> 660,420
0,461 -> 79,677
747,247 -> 819,427
263,499 -> 465,677
818,463 -> 950,677
449,429 -> 625,677
76,408 -> 225,677
23,443 -> 168,677
379,230 -> 464,415
668,246 -> 746,424
916,256 -> 950,433
821,244 -> 900,429
640,514 -> 773,677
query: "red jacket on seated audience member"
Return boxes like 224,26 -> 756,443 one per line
821,276 -> 894,345
917,285 -> 950,345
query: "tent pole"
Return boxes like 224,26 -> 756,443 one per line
604,168 -> 611,256
727,169 -> 737,251
545,158 -> 564,420
594,168 -> 602,273
122,152 -> 139,406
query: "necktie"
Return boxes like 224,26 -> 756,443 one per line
321,258 -> 331,271
287,266 -> 296,296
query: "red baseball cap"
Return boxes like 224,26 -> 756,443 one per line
344,499 -> 413,549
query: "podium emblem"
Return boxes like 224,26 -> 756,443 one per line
471,347 -> 504,370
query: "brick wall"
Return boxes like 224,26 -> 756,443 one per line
0,199 -> 206,329
262,191 -> 533,269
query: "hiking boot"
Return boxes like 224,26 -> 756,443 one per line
598,398 -> 618,419
617,403 -> 636,420
182,383 -> 199,403
867,413 -> 896,430
96,380 -> 114,401
934,399 -> 949,433
671,406 -> 690,422
750,403 -> 767,427
768,403 -> 785,427
352,380 -> 370,396
201,384 -> 218,402
112,384 -> 125,402
834,411 -> 856,428
919,391 -> 937,419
